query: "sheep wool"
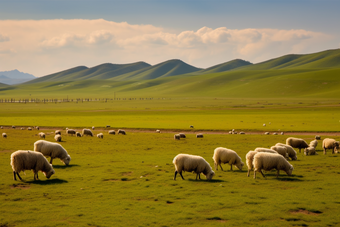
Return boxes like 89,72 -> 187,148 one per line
173,154 -> 215,180
38,132 -> 45,139
254,148 -> 278,154
322,138 -> 340,154
309,140 -> 318,149
97,133 -> 103,139
66,129 -> 76,136
179,133 -> 186,138
55,130 -> 61,135
54,134 -> 62,142
174,134 -> 180,140
34,140 -> 71,165
245,150 -> 258,177
76,132 -> 82,137
82,128 -> 93,137
275,143 -> 297,160
304,147 -> 317,155
270,146 -> 289,159
286,137 -> 309,153
117,129 -> 126,135
108,130 -> 115,135
10,150 -> 55,181
213,147 -> 244,171
196,134 -> 203,138
2,133 -> 7,138
253,152 -> 294,179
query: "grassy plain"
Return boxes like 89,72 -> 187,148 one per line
1,128 -> 340,227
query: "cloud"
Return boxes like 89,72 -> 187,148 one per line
0,19 -> 335,77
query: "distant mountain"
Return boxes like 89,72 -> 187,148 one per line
197,59 -> 252,74
0,69 -> 36,85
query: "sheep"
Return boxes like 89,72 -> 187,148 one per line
55,130 -> 61,135
309,139 -> 318,148
322,138 -> 340,154
275,143 -> 298,160
253,152 -> 294,179
304,147 -> 317,155
315,135 -> 321,140
173,154 -> 215,180
263,124 -> 266,127
245,150 -> 258,177
174,134 -> 180,140
270,146 -> 289,159
264,132 -> 270,135
12,126 -> 15,129
117,129 -> 126,135
38,132 -> 45,139
228,131 -> 233,134
0,126 -> 3,129
273,132 -> 278,135
239,131 -> 245,135
212,147 -> 244,171
190,125 -> 194,128
66,129 -> 76,136
82,128 -> 93,137
106,125 -> 110,128
179,133 -> 186,138
280,132 -> 284,135
21,127 -> 24,130
92,126 -> 95,130
76,132 -> 82,137
97,133 -> 103,139
2,132 -> 7,138
254,148 -> 278,154
36,126 -> 40,130
10,150 -> 55,181
28,127 -> 32,131
108,130 -> 115,135
34,140 -> 71,165
156,130 -> 161,133
54,135 -> 61,142
196,133 -> 203,138
286,137 -> 309,153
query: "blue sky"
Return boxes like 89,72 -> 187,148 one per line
0,0 -> 339,76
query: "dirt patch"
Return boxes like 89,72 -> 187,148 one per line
290,209 -> 322,215
10,184 -> 30,190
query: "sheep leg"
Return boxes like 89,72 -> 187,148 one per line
49,157 -> 53,164
14,172 -> 22,181
247,169 -> 250,177
230,165 -> 233,171
253,170 -> 256,179
174,171 -> 177,180
179,172 -> 184,180
323,148 -> 326,155
260,170 -> 266,178
219,164 -> 223,171
196,173 -> 201,180
276,170 -> 280,178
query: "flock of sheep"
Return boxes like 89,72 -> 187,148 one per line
2,125 -> 340,181
173,136 -> 339,180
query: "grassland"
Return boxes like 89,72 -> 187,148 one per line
1,127 -> 340,227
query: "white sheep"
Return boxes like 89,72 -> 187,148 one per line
28,127 -> 32,131
273,132 -> 278,135
304,147 -> 317,155
34,140 -> 71,165
10,150 -> 55,181
212,147 -> 244,171
286,137 -> 309,153
263,124 -> 266,127
315,135 -> 321,140
0,126 -> 3,129
54,134 -> 62,142
97,133 -> 103,139
179,133 -> 186,138
264,132 -> 270,135
12,125 -> 15,129
309,139 -> 318,148
173,154 -> 215,180
253,152 -> 294,179
156,130 -> 161,133
240,131 -> 245,135
76,132 -> 82,137
270,146 -> 289,159
117,129 -> 126,135
38,132 -> 45,139
92,126 -> 95,130
66,129 -> 76,136
108,130 -> 116,135
275,143 -> 298,160
254,147 -> 278,154
2,132 -> 7,138
55,130 -> 61,135
106,125 -> 110,128
82,128 -> 93,137
322,138 -> 340,154
174,134 -> 180,140
281,132 -> 284,135
245,150 -> 258,177
196,133 -> 203,138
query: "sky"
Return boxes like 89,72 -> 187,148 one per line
0,0 -> 339,77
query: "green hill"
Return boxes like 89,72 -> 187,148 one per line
198,59 -> 252,74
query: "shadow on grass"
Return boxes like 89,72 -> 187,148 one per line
187,179 -> 225,183
53,164 -> 80,169
25,178 -> 68,185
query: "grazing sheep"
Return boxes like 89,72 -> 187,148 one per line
286,137 -> 309,153
254,148 -> 278,154
92,126 -> 95,130
76,132 -> 82,137
304,147 -> 317,155
174,134 -> 180,140
106,125 -> 110,128
36,126 -> 40,130
275,143 -> 297,160
179,133 -> 186,138
10,150 -> 55,181
21,127 -> 24,130
309,139 -> 318,148
12,126 -> 15,129
156,130 -> 161,133
0,126 -> 3,129
173,154 -> 215,180
196,133 -> 203,138
82,128 -> 93,137
229,131 -> 233,134
240,132 -> 245,135
253,152 -> 294,179
315,135 -> 321,140
108,130 -> 115,135
273,132 -> 278,135
55,130 -> 61,135
270,146 -> 289,159
38,132 -> 45,139
97,133 -> 103,139
117,129 -> 126,135
264,132 -> 270,135
34,140 -> 71,165
54,134 -> 61,142
322,138 -> 340,154
28,127 -> 32,131
281,132 -> 284,135
2,132 -> 7,138
263,124 -> 266,127
246,150 -> 258,177
213,147 -> 244,171
190,125 -> 194,128
66,129 -> 76,136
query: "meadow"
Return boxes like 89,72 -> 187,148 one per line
1,127 -> 340,227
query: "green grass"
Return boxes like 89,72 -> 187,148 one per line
1,128 -> 340,226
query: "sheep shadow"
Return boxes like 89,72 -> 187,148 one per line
188,179 -> 225,183
25,178 -> 68,185
258,173 -> 304,181
53,164 -> 80,169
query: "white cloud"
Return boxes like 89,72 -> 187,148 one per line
0,19 -> 335,77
